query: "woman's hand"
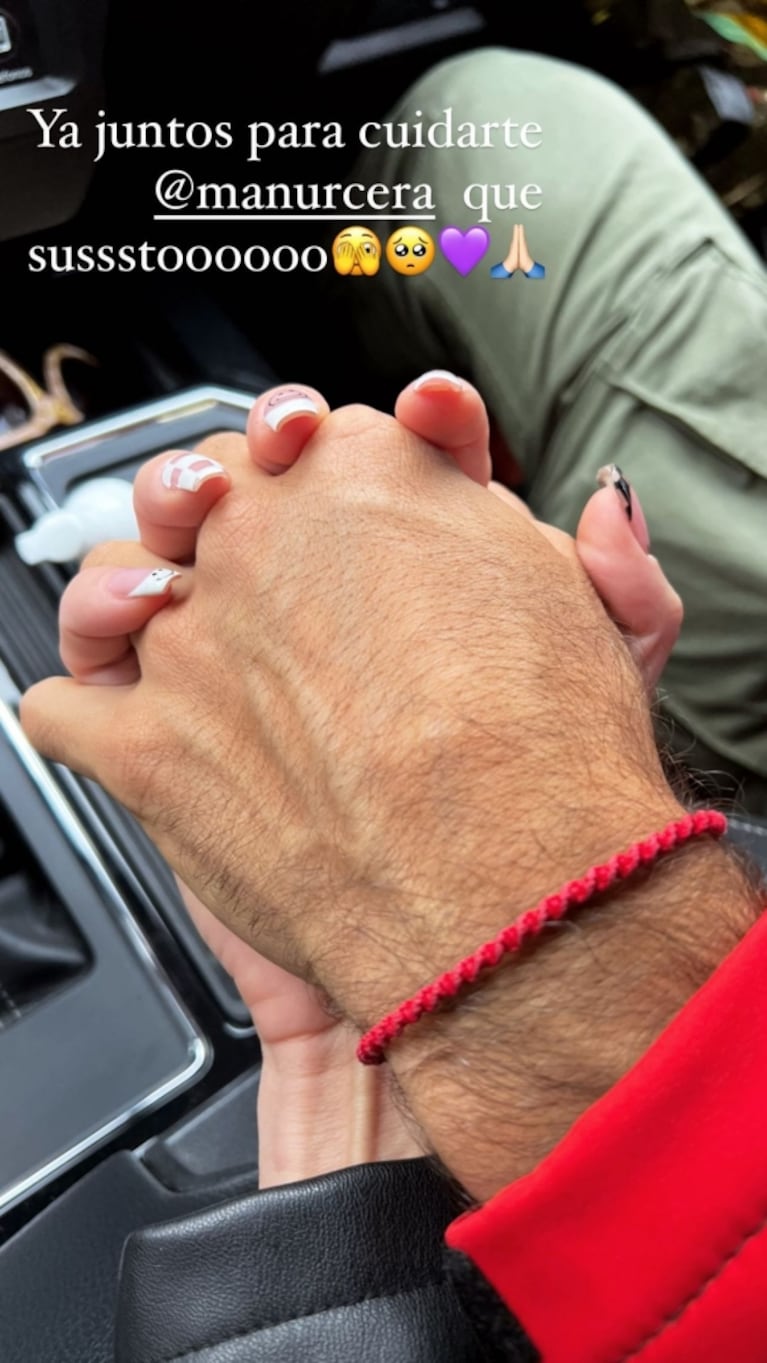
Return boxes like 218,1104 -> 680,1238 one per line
177,879 -> 422,1187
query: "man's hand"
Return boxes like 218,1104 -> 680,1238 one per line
20,406 -> 757,1198
21,405 -> 666,982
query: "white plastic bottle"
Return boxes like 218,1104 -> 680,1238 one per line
15,477 -> 139,565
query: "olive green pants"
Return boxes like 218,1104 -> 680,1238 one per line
353,49 -> 767,812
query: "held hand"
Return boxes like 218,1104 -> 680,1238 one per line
43,380 -> 684,1189
177,880 -> 422,1186
23,401 -> 718,1200
21,404 -> 676,1004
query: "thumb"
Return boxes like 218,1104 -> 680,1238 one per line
576,470 -> 683,691
20,676 -> 129,786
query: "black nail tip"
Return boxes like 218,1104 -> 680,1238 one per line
613,465 -> 633,522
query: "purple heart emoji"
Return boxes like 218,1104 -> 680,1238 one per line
439,225 -> 490,276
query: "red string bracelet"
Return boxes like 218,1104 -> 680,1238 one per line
356,809 -> 727,1065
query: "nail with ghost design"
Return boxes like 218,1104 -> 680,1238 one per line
107,568 -> 181,599
161,453 -> 227,493
263,389 -> 321,431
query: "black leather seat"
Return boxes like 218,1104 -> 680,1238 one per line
115,1159 -> 485,1363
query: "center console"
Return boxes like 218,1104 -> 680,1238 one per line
0,694 -> 205,1214
0,387 -> 268,1363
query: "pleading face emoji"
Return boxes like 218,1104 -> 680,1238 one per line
332,226 -> 382,277
385,226 -> 435,276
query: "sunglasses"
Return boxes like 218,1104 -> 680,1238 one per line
0,345 -> 99,453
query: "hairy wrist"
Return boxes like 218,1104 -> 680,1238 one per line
350,814 -> 763,1202
328,776 -> 684,1026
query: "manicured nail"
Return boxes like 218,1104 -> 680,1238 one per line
597,464 -> 633,519
108,568 -> 181,599
263,389 -> 320,431
596,464 -> 651,551
161,453 -> 227,492
410,369 -> 465,393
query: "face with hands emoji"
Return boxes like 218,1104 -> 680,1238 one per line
332,226 -> 382,277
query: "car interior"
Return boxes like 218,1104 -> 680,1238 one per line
0,3 -> 765,1360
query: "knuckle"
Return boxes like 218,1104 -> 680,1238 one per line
108,711 -> 170,819
310,405 -> 416,491
79,540 -> 134,573
193,431 -> 248,463
199,491 -> 265,565
322,403 -> 393,446
18,682 -> 55,755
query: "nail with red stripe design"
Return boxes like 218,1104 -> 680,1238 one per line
161,453 -> 227,492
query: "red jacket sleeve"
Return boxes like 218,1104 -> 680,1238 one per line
445,908 -> 767,1363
